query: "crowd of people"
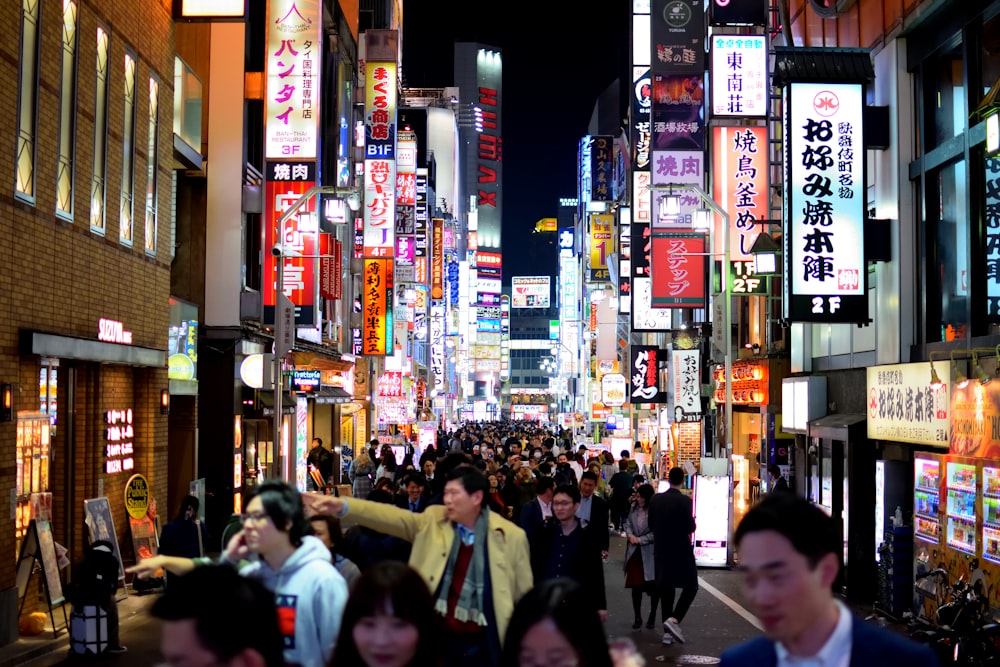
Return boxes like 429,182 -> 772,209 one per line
125,421 -> 941,667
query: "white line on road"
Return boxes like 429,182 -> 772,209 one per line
698,576 -> 764,632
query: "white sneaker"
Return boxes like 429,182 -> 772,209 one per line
663,618 -> 685,644
661,633 -> 673,645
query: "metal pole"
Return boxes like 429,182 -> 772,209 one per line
274,260 -> 284,481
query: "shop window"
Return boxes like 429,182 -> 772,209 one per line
145,76 -> 159,256
15,414 -> 51,551
56,0 -> 78,218
90,26 -> 110,234
930,159 -> 970,342
15,0 -> 41,203
924,43 -> 965,152
120,51 -> 137,246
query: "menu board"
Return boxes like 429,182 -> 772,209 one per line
946,462 -> 977,555
914,457 -> 942,544
984,467 -> 1000,564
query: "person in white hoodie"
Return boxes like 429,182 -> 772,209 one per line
129,480 -> 348,667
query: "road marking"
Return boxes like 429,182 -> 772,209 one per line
698,576 -> 764,632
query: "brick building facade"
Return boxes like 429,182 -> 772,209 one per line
0,0 -> 175,645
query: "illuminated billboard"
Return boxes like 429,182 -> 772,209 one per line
265,0 -> 320,159
512,276 -> 551,308
361,259 -> 393,356
712,126 -> 768,260
710,36 -> 768,117
263,163 -> 316,325
588,214 -> 614,282
783,82 -> 866,322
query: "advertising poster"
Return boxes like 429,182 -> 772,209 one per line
590,136 -> 614,201
589,214 -> 615,281
694,474 -> 730,567
630,345 -> 663,404
512,276 -> 551,308
866,363 -> 951,447
671,349 -> 702,422
84,497 -> 126,583
710,36 -> 768,117
263,164 -> 317,326
652,74 -> 704,151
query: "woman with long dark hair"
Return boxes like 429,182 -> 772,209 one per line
623,483 -> 659,629
501,578 -> 613,667
329,561 -> 442,667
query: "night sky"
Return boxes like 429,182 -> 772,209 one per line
401,1 -> 629,281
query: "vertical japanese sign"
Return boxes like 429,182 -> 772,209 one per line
986,157 -> 1000,321
476,49 -> 503,248
671,349 -> 702,422
710,36 -> 768,117
265,0 -> 321,159
590,136 -> 614,202
362,259 -> 393,356
629,345 -> 663,404
430,302 -> 446,392
712,126 -> 768,260
263,162 -> 316,325
319,233 -> 341,301
651,0 -> 705,74
396,129 -> 416,282
589,214 -> 614,281
431,218 -> 444,299
650,231 -> 707,307
363,61 -> 397,258
414,169 -> 428,284
632,68 -> 652,171
783,82 -> 866,322
619,209 -> 632,314
651,150 -> 704,229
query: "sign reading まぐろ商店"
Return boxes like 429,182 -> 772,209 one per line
783,81 -> 866,323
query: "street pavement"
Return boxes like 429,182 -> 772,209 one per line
18,533 -> 772,666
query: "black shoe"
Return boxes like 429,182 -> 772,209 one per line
632,618 -> 643,629
646,617 -> 656,629
106,645 -> 127,654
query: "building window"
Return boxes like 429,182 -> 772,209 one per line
929,159 -> 969,342
119,51 -> 137,246
90,26 -> 110,234
145,76 -> 159,256
56,0 -> 79,218
15,0 -> 41,202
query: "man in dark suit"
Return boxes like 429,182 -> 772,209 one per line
395,472 -> 429,512
518,476 -> 555,539
721,493 -> 938,667
530,484 -> 607,620
767,464 -> 791,494
648,467 -> 697,646
576,471 -> 610,556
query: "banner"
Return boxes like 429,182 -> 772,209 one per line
867,363 -> 951,447
263,162 -> 316,325
671,349 -> 702,422
712,126 -> 768,260
650,231 -> 707,307
590,136 -> 614,201
265,0 -> 321,159
361,259 -> 393,356
629,345 -> 663,404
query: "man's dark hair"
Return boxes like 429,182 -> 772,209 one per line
767,463 -> 781,477
734,492 -> 840,569
175,494 -> 200,521
151,565 -> 284,667
403,472 -> 428,488
636,484 -> 655,502
312,437 -> 323,447
618,459 -> 629,471
537,462 -> 553,477
553,484 -> 581,504
620,450 -> 631,459
445,464 -> 490,500
536,476 -> 556,495
580,470 -> 599,484
246,480 -> 307,547
668,467 -> 685,486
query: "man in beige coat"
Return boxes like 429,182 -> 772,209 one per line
307,464 -> 532,667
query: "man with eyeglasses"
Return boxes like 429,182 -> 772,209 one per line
528,484 -> 608,622
130,480 -> 347,667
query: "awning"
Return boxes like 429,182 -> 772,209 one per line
808,413 -> 866,440
257,391 -> 296,415
21,329 -> 166,368
772,47 -> 875,87
292,351 -> 354,372
310,386 -> 354,405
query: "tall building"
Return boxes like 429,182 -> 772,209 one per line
1,0 -> 177,644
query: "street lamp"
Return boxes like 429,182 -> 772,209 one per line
648,183 -> 732,459
271,185 -> 360,482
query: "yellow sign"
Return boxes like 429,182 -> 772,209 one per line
534,218 -> 557,232
589,213 -> 615,281
124,474 -> 150,520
